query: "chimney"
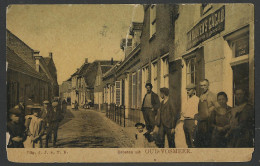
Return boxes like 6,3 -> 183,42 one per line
49,52 -> 53,59
33,50 -> 40,56
85,58 -> 88,64
111,58 -> 114,65
120,38 -> 132,58
34,51 -> 40,72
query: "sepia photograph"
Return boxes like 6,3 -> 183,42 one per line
5,3 -> 255,162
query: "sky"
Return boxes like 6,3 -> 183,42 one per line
6,4 -> 144,84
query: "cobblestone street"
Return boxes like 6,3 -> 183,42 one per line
54,107 -> 135,148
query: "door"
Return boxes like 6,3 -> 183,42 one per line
232,62 -> 249,105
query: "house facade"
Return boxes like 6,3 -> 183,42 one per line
6,30 -> 57,110
94,59 -> 118,110
173,4 -> 254,112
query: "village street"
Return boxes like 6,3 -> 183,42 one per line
52,107 -> 135,148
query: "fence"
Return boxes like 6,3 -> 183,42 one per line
105,103 -> 143,127
106,103 -> 125,127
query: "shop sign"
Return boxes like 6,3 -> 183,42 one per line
187,6 -> 225,50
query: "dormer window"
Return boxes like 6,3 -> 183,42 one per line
201,3 -> 212,16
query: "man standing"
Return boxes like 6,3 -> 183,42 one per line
62,99 -> 67,113
227,88 -> 254,147
40,100 -> 52,148
50,102 -> 64,147
141,83 -> 160,135
196,79 -> 217,147
182,84 -> 199,148
156,88 -> 177,148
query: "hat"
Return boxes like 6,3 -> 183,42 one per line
160,87 -> 169,96
186,83 -> 196,90
135,122 -> 145,128
19,97 -> 24,102
145,83 -> 153,88
52,102 -> 59,107
9,107 -> 22,115
32,104 -> 42,109
26,105 -> 33,108
43,100 -> 49,104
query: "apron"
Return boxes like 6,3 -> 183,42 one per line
175,120 -> 188,148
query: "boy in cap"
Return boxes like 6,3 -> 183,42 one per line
7,107 -> 26,148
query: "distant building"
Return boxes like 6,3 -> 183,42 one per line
94,59 -> 118,110
43,52 -> 59,97
6,29 -> 58,110
65,58 -> 118,109
59,78 -> 72,104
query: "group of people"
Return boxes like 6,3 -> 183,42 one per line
7,97 -> 67,148
135,79 -> 254,148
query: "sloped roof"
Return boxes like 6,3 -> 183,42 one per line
83,62 -> 99,88
7,47 -> 50,82
101,65 -> 113,74
6,29 -> 36,69
43,57 -> 51,65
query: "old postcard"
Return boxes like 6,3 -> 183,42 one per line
6,4 -> 254,162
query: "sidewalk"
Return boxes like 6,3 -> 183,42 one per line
97,109 -> 158,148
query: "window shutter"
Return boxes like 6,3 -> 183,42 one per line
115,81 -> 121,105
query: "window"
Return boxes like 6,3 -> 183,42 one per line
151,61 -> 158,93
233,35 -> 249,58
137,69 -> 142,108
115,81 -> 121,105
160,56 -> 169,88
186,57 -> 196,86
103,87 -> 106,103
111,85 -> 114,103
132,73 -> 137,108
142,66 -> 149,99
150,5 -> 156,39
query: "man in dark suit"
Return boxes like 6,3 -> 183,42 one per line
141,83 -> 160,135
156,87 -> 177,148
50,102 -> 64,147
40,100 -> 52,148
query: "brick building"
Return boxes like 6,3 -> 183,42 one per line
6,30 -> 58,110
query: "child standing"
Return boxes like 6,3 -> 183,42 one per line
134,122 -> 147,148
24,106 -> 45,148
7,108 -> 26,148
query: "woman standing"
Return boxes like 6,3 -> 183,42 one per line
210,92 -> 232,147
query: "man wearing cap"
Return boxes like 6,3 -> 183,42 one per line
141,83 -> 160,135
50,102 -> 64,147
156,87 -> 177,148
182,83 -> 199,148
7,107 -> 26,148
40,100 -> 52,148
